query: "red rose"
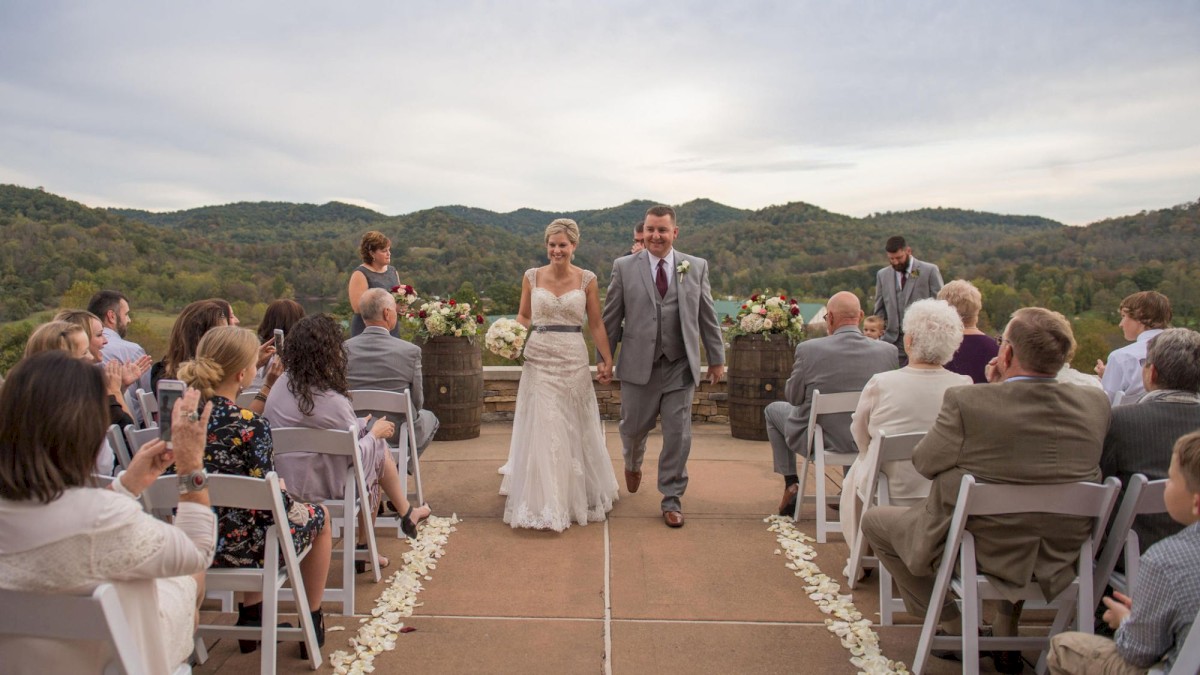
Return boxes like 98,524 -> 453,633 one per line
741,304 -> 748,309
790,306 -> 800,316
390,285 -> 400,292
448,299 -> 456,306
779,294 -> 786,300
476,315 -> 484,324
405,285 -> 414,294
750,294 -> 759,301
789,298 -> 797,305
419,310 -> 427,318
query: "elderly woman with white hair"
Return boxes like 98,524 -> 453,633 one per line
839,299 -> 971,578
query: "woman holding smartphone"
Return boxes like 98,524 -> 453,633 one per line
175,326 -> 333,654
0,352 -> 215,674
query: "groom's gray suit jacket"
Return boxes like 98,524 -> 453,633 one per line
602,250 -> 724,384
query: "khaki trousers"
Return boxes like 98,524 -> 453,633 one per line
1047,632 -> 1148,675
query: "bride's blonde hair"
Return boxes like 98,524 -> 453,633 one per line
544,218 -> 580,245
177,326 -> 259,400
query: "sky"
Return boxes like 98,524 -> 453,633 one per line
1,1 -> 1198,226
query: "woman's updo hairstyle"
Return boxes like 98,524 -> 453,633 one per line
177,326 -> 259,400
544,218 -> 580,245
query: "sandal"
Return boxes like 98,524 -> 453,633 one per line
401,503 -> 431,539
354,544 -> 390,574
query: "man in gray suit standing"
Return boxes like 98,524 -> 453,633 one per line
603,205 -> 725,528
345,288 -> 439,455
764,291 -> 898,516
874,235 -> 944,366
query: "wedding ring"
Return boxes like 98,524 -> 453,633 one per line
186,411 -> 200,422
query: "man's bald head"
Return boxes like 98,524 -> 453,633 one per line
826,292 -> 865,331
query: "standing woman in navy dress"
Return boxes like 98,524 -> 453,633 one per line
348,231 -> 401,338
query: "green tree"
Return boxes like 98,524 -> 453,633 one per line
60,280 -> 100,310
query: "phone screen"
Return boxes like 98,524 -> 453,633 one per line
157,381 -> 186,443
274,328 -> 285,354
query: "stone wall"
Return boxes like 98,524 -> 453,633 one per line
481,366 -> 729,423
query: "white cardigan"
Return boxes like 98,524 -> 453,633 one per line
0,485 -> 216,674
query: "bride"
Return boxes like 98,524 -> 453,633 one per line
500,218 -> 620,531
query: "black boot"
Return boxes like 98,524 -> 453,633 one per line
236,601 -> 292,654
236,602 -> 263,654
299,607 -> 325,660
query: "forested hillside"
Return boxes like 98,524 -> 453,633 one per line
3,184 -> 1198,373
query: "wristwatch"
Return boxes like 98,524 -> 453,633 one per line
177,469 -> 209,494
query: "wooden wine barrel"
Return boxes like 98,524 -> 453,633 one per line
727,334 -> 795,441
421,336 -> 484,441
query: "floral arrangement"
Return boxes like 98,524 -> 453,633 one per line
725,291 -> 806,343
390,284 -> 419,310
409,298 -> 485,340
484,318 -> 528,362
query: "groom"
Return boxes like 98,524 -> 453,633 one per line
603,205 -> 725,528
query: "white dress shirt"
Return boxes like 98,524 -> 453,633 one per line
648,250 -> 676,291
1102,328 -> 1163,405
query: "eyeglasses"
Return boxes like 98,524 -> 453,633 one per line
1139,358 -> 1151,368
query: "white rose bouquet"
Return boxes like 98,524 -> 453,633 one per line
485,318 -> 528,362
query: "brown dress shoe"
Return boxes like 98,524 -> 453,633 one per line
663,511 -> 685,528
778,484 -> 799,516
625,469 -> 642,493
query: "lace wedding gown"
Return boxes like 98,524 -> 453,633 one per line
500,268 -> 619,531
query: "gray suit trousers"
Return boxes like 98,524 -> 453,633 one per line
620,355 -> 693,512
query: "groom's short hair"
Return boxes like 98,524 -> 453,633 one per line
646,205 -> 676,224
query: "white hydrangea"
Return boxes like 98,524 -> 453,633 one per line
740,313 -> 766,333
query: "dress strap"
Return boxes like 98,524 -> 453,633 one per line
580,269 -> 595,290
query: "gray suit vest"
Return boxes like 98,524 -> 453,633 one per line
655,276 -> 686,362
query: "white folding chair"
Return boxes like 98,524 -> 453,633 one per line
845,430 -> 926,627
794,389 -> 862,543
272,425 -> 381,616
0,582 -> 191,675
122,426 -> 160,463
235,389 -> 260,409
1093,474 -> 1168,606
136,388 -> 158,429
349,388 -> 426,534
912,475 -> 1120,675
1149,606 -> 1200,675
141,472 -> 322,673
107,423 -> 133,473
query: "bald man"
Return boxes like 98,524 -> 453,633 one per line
765,291 -> 899,516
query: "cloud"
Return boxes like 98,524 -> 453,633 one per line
0,1 -> 1197,223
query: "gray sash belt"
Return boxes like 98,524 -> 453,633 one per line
532,325 -> 582,333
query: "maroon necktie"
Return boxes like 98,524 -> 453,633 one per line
656,259 -> 668,298
900,271 -> 907,290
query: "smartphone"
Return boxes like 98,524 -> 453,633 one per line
157,379 -> 187,443
273,328 -> 285,354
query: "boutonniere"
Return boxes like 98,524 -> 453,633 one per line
910,269 -> 920,279
676,260 -> 691,282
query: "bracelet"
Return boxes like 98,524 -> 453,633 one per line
254,392 -> 268,403
112,471 -> 138,499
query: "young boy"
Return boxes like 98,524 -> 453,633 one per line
862,315 -> 886,340
1048,430 -> 1200,674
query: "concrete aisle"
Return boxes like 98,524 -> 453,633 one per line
196,422 -> 1001,674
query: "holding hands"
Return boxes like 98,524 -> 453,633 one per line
597,360 -> 613,384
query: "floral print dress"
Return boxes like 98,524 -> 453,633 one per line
203,396 -> 325,567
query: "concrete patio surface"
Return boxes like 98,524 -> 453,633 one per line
194,422 -> 1026,674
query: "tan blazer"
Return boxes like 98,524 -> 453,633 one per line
894,379 -> 1110,602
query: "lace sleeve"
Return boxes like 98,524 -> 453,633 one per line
525,267 -> 537,287
581,269 -> 596,290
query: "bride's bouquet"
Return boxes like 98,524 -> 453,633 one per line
485,318 -> 528,362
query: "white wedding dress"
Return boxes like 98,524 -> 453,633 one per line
500,268 -> 619,531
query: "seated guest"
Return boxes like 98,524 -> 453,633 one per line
252,299 -> 306,388
23,320 -> 124,473
0,352 -> 216,674
345,289 -> 439,456
765,292 -> 898,516
150,300 -> 229,395
937,280 -> 998,383
207,298 -> 241,326
839,299 -> 970,572
1101,327 -> 1200,552
176,326 -> 332,653
1049,430 -> 1200,674
88,290 -> 154,422
264,314 -> 431,556
1096,291 -> 1171,405
51,311 -> 136,428
863,307 -> 1109,672
862,315 -> 886,340
1057,340 -> 1103,388
23,320 -> 90,361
